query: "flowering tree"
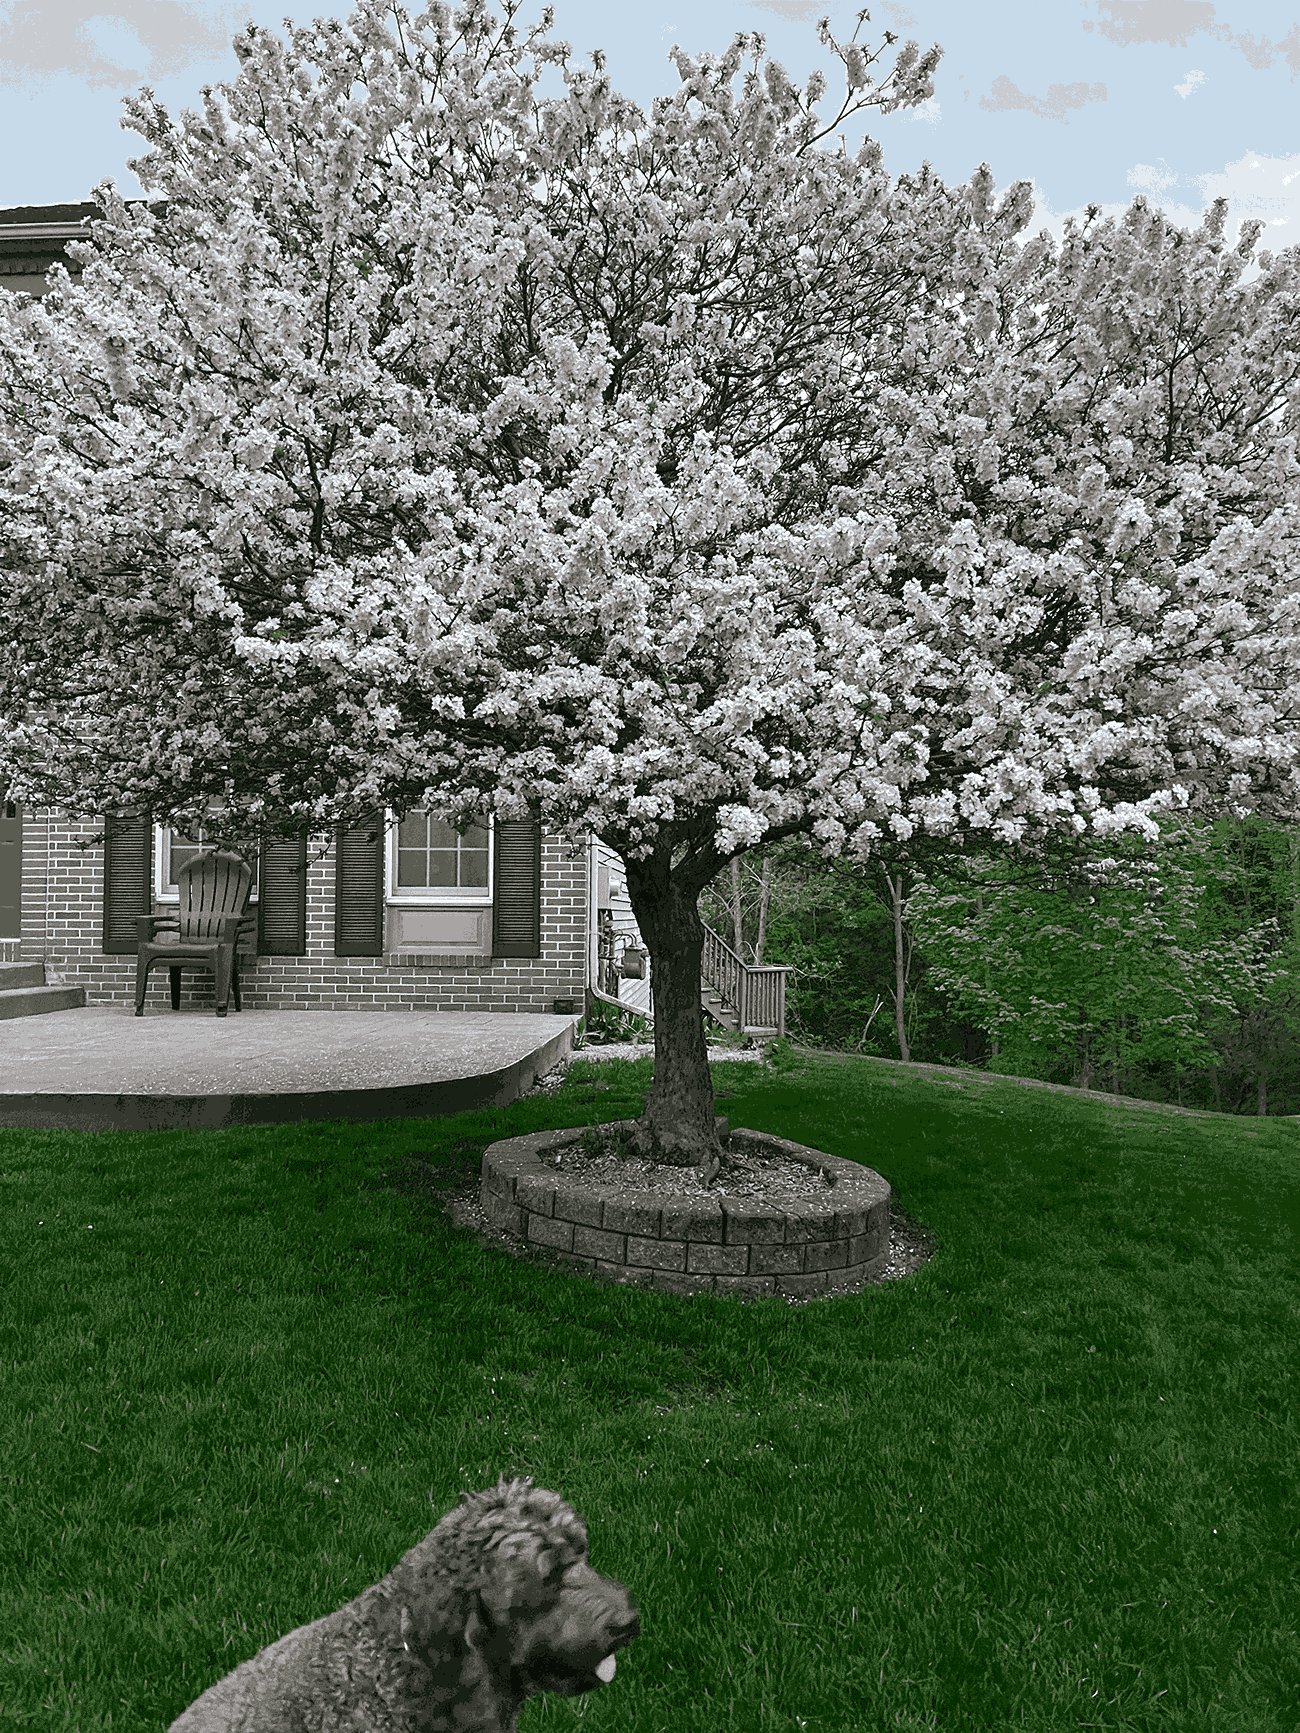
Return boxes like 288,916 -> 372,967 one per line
2,0 -> 1299,1176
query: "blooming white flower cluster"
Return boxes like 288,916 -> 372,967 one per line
0,2 -> 1297,1157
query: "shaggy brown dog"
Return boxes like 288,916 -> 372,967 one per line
168,1476 -> 640,1732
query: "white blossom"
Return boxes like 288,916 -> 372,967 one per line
1,3 -> 1297,1163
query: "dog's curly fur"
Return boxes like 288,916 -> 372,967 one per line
168,1476 -> 640,1732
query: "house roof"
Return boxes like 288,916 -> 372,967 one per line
0,201 -> 103,227
0,199 -> 163,296
0,202 -> 100,296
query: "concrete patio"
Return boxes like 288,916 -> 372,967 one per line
0,1004 -> 580,1134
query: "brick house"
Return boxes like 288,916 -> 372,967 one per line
0,203 -> 651,1018
3,804 -> 650,1019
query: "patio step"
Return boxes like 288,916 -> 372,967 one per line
0,963 -> 45,989
0,962 -> 87,1019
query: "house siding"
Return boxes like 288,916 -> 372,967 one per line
15,810 -> 589,1014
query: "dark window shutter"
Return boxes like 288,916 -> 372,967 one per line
258,829 -> 307,955
334,814 -> 385,956
103,815 -> 152,954
493,815 -> 541,957
0,798 -> 21,940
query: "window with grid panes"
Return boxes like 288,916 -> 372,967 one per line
393,814 -> 490,898
157,826 -> 259,900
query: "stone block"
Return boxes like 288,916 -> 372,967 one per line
549,1249 -> 596,1273
685,1241 -> 750,1275
748,1241 -> 806,1276
485,1198 -> 526,1238
714,1273 -> 776,1298
804,1237 -> 848,1273
594,1261 -> 654,1289
834,1204 -> 869,1237
865,1197 -> 890,1240
625,1234 -> 686,1272
652,1270 -> 714,1296
527,1213 -> 574,1253
515,1174 -> 557,1216
660,1201 -> 724,1243
572,1223 -> 629,1262
482,1165 -> 514,1204
846,1231 -> 883,1267
722,1202 -> 787,1243
783,1208 -> 839,1244
552,1183 -> 604,1229
774,1269 -> 830,1297
601,1199 -> 663,1236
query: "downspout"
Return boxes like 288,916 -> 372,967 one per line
588,831 -> 599,996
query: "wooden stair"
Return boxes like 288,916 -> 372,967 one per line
590,924 -> 791,1040
701,979 -> 741,1033
699,925 -> 791,1039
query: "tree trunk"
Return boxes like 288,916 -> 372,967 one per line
754,854 -> 772,965
886,867 -> 911,1063
622,849 -> 723,1179
858,994 -> 885,1049
1075,1016 -> 1092,1092
975,892 -> 999,1062
729,857 -> 744,960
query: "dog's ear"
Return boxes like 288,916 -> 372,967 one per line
464,1595 -> 490,1652
465,1591 -> 516,1657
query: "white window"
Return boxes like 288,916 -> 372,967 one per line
389,813 -> 491,902
155,825 -> 259,903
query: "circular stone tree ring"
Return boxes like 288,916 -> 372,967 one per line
479,1121 -> 891,1301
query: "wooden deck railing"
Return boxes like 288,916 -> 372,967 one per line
588,923 -> 791,1039
699,923 -> 792,1039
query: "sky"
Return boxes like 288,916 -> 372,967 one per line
1,0 -> 1298,278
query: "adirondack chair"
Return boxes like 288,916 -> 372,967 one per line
134,848 -> 256,1017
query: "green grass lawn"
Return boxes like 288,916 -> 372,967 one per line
2,1042 -> 1297,1731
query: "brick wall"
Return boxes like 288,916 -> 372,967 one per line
18,810 -> 589,1013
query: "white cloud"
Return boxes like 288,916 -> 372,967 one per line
1128,158 -> 1180,194
1191,149 -> 1300,261
899,96 -> 941,126
0,1 -> 243,92
979,75 -> 1107,123
1018,153 -> 1300,289
747,0 -> 825,19
81,14 -> 145,75
1086,3 -> 1300,79
1174,68 -> 1206,98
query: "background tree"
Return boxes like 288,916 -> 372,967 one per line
753,810 -> 1300,1111
1184,812 -> 1300,1111
903,813 -> 1294,1096
2,1 -> 1298,1175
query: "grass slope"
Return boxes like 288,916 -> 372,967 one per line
1,1044 -> 1297,1731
